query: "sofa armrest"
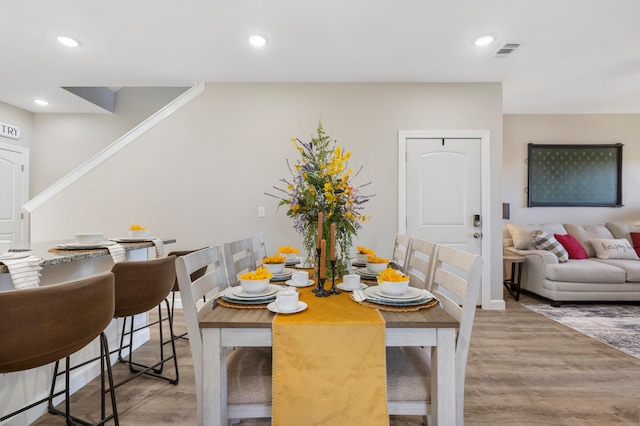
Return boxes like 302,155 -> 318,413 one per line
505,247 -> 559,264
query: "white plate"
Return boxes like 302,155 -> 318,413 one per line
0,251 -> 32,261
56,241 -> 118,249
355,268 -> 378,279
337,283 -> 368,292
270,268 -> 294,280
110,237 -> 157,242
284,279 -> 314,288
267,301 -> 308,314
230,284 -> 280,299
295,263 -> 314,269
367,285 -> 426,300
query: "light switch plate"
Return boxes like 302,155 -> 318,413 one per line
258,206 -> 266,218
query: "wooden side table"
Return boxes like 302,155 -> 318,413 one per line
503,253 -> 525,301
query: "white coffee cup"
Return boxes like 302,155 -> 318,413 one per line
342,274 -> 361,290
275,291 -> 299,312
292,270 -> 309,286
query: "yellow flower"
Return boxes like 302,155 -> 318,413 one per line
367,254 -> 388,263
356,246 -> 375,255
129,224 -> 146,230
377,267 -> 410,282
239,266 -> 273,280
277,246 -> 299,254
262,255 -> 286,264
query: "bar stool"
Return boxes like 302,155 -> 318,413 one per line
111,255 -> 179,387
0,273 -> 119,425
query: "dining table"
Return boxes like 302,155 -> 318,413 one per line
199,274 -> 459,426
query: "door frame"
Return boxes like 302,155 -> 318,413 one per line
398,130 -> 491,309
0,140 -> 30,243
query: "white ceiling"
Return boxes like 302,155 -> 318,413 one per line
3,0 -> 639,114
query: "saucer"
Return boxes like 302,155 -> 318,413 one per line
267,301 -> 308,314
337,283 -> 367,292
284,279 -> 314,288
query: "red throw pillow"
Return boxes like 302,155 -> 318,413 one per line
630,232 -> 640,257
554,234 -> 589,259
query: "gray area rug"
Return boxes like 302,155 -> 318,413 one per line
522,303 -> 640,359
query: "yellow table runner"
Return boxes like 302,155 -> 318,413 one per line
272,284 -> 388,425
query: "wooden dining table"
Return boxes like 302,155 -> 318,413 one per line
199,283 -> 459,426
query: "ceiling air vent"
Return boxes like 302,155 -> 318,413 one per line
493,43 -> 520,58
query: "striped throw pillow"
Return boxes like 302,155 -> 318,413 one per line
532,230 -> 569,263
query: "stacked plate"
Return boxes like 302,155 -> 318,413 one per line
56,241 -> 118,250
270,268 -> 294,282
220,284 -> 282,305
355,267 -> 379,281
359,286 -> 434,307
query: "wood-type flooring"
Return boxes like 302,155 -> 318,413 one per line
31,291 -> 640,425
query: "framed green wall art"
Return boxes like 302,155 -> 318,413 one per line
527,143 -> 623,207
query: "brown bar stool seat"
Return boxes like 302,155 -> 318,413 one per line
0,273 -> 119,425
111,255 -> 179,387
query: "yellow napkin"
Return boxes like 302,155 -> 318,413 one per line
272,285 -> 388,425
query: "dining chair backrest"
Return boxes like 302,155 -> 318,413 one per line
177,245 -> 273,424
404,238 -> 439,291
224,238 -> 257,286
247,233 -> 268,269
175,246 -> 225,426
390,233 -> 412,272
430,245 -> 483,425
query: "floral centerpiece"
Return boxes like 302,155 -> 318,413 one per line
266,122 -> 373,275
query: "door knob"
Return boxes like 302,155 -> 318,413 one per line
473,232 -> 482,238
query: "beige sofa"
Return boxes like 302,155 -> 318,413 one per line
504,222 -> 640,306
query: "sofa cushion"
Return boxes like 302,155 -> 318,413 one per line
555,234 -> 589,260
594,259 -> 640,282
545,259 -> 626,283
563,224 -> 614,258
605,222 -> 640,244
631,232 -> 640,257
589,238 -> 639,260
507,223 -> 567,250
532,231 -> 568,262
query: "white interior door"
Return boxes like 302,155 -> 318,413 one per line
0,143 -> 28,243
405,138 -> 482,254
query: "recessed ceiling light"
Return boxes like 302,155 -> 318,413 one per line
34,99 -> 49,106
57,36 -> 80,47
474,35 -> 495,47
248,34 -> 267,47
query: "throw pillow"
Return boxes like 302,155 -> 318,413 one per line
589,238 -> 640,260
532,230 -> 568,262
631,232 -> 640,257
554,234 -> 589,259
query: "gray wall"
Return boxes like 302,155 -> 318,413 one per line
28,82 -> 506,307
503,114 -> 640,229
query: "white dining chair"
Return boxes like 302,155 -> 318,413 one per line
404,238 -> 439,291
386,245 -> 483,426
175,246 -> 272,426
247,233 -> 268,269
224,238 -> 257,286
390,233 -> 412,272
